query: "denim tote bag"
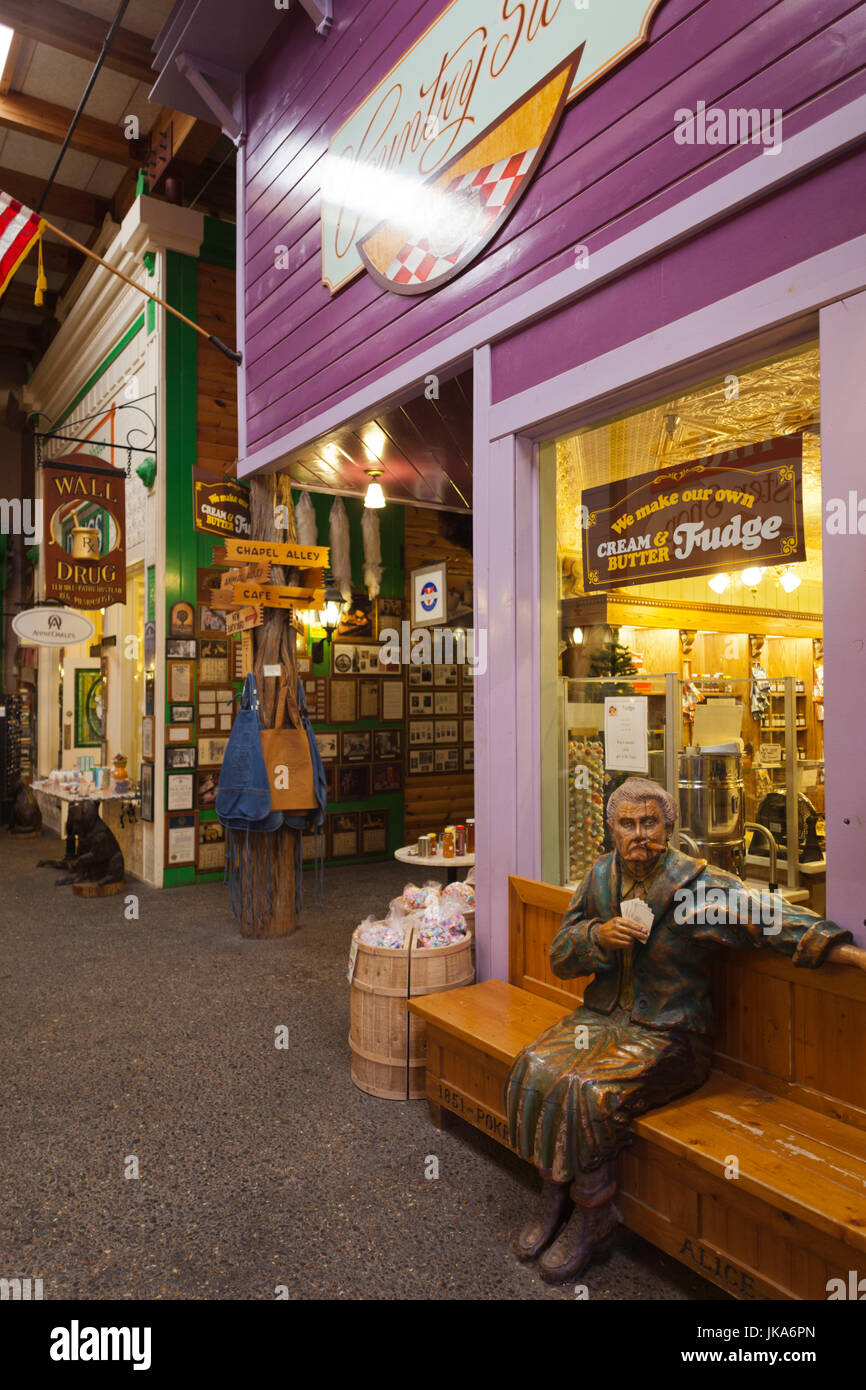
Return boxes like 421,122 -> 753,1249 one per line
216,673 -> 283,833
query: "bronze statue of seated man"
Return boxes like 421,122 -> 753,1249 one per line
506,776 -> 864,1285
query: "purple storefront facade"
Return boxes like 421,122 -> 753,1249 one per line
157,0 -> 866,965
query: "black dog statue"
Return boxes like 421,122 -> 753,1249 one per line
7,778 -> 42,835
37,800 -> 124,887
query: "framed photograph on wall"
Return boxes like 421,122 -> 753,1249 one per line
434,664 -> 458,687
408,749 -> 434,775
337,764 -> 371,801
408,664 -> 433,687
314,730 -> 339,761
197,818 -> 226,871
434,719 -> 458,744
198,735 -> 229,767
435,747 -> 459,773
141,716 -> 154,761
462,719 -> 474,744
462,690 -> 474,714
200,638 -> 229,683
324,764 -> 336,801
335,592 -> 376,642
329,811 -> 359,858
409,691 -> 433,715
166,746 -> 196,769
434,691 -> 458,715
198,604 -> 227,633
197,771 -> 219,809
170,704 -> 194,724
361,809 -> 388,855
409,720 -> 434,746
169,601 -> 195,639
139,762 -> 154,822
167,723 -> 193,745
372,762 -> 402,794
341,729 -> 371,763
411,561 -> 447,627
463,746 -> 475,772
166,639 -> 197,659
373,728 -> 401,761
376,595 -> 403,625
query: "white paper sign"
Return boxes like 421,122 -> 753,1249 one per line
604,696 -> 648,774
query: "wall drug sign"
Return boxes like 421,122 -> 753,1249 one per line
322,0 -> 668,294
42,455 -> 126,609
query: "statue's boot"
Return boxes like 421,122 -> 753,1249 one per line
537,1162 -> 618,1284
511,1174 -> 572,1263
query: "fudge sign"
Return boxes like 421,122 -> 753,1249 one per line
42,455 -> 126,609
193,467 -> 251,539
322,0 -> 667,294
581,435 -> 806,593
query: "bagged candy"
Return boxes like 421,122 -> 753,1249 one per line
398,881 -> 442,911
356,912 -> 409,950
444,879 -> 474,909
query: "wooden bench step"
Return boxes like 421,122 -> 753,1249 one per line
635,1072 -> 866,1254
408,978 -> 567,1065
412,978 -> 866,1255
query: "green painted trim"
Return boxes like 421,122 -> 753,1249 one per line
147,298 -> 155,334
54,314 -> 145,430
200,215 -> 236,268
163,250 -> 200,888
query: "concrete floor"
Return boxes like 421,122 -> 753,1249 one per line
0,834 -> 727,1301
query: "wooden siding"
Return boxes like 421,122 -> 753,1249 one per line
197,261 -> 239,476
242,0 -> 866,452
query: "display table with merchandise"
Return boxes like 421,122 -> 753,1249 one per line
394,843 -> 475,884
31,781 -> 143,879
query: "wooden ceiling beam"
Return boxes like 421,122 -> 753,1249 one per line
0,165 -> 110,226
0,91 -> 133,165
0,1 -> 156,85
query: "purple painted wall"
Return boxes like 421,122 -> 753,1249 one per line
242,0 -> 866,456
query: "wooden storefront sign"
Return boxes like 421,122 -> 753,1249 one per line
224,604 -> 263,634
193,467 -> 251,539
215,538 -> 329,567
581,435 -> 806,593
42,454 -> 126,609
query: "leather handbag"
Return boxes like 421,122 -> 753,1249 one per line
259,680 -> 317,813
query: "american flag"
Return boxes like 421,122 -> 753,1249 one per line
0,190 -> 45,300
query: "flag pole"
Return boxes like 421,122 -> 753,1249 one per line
43,218 -> 243,365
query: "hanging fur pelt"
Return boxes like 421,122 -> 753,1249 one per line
362,507 -> 383,598
296,491 -> 318,548
329,495 -> 353,601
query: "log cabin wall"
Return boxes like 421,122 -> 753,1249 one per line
197,260 -> 239,478
403,506 -> 475,842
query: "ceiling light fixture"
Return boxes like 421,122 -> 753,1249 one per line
364,469 -> 385,508
707,572 -> 730,594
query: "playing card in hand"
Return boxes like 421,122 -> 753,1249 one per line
620,897 -> 654,941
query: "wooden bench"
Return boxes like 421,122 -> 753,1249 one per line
408,875 -> 866,1301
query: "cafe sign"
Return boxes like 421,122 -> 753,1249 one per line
581,436 -> 806,593
193,467 -> 251,540
322,0 -> 668,294
42,455 -> 125,609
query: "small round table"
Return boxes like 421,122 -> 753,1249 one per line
394,844 -> 475,885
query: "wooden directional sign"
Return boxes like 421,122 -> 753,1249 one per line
217,539 -> 330,567
232,583 -> 326,609
224,604 -> 263,634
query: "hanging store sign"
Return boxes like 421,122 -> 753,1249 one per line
322,0 -> 667,294
12,606 -> 95,647
581,436 -> 806,594
42,455 -> 126,609
193,467 -> 251,539
218,538 -> 330,567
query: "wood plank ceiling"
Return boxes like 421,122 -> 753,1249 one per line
284,370 -> 474,512
0,0 -> 235,403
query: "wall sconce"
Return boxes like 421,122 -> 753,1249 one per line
741,567 -> 766,589
364,469 -> 385,508
312,588 -> 343,663
571,627 -> 584,645
778,567 -> 802,593
707,572 -> 730,594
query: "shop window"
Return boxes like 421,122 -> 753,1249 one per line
543,343 -> 825,908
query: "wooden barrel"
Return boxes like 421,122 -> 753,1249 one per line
408,930 -> 475,1099
349,925 -> 474,1101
